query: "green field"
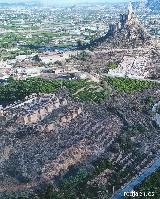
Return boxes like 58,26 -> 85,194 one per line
0,77 -> 158,104
0,78 -> 109,103
106,77 -> 157,93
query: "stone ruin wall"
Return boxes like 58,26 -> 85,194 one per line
37,107 -> 82,133
59,107 -> 82,126
0,93 -> 68,124
0,93 -> 83,133
16,97 -> 68,125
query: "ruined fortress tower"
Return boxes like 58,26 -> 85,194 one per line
106,1 -> 152,48
109,1 -> 139,34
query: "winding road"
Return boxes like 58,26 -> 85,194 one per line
112,102 -> 160,199
112,156 -> 160,199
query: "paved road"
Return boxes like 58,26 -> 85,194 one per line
112,101 -> 160,199
112,157 -> 160,199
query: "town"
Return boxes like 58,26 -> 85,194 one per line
0,0 -> 160,82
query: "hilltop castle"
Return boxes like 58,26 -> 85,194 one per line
82,1 -> 153,49
104,1 -> 152,48
108,1 -> 139,35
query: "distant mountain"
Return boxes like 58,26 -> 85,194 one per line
0,2 -> 40,8
147,0 -> 160,10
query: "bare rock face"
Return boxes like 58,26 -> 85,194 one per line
95,2 -> 153,49
0,105 -> 4,116
45,123 -> 56,133
59,115 -> 67,124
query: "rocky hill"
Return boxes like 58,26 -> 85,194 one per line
0,79 -> 160,198
71,2 -> 160,79
93,2 -> 153,49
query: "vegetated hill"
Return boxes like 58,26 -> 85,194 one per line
147,0 -> 160,10
0,78 -> 160,199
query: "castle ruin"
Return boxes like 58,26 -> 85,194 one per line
108,1 -> 140,35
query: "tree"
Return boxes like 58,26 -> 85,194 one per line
77,40 -> 82,47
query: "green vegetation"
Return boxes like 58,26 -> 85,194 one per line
107,62 -> 118,70
0,32 -> 39,60
24,32 -> 69,46
13,159 -> 112,199
92,159 -> 112,175
106,77 -> 157,93
1,77 -> 158,104
0,23 -> 39,31
76,51 -> 91,61
56,160 -> 112,199
0,78 -> 61,102
73,86 -> 108,103
134,168 -> 160,199
0,78 -> 108,103
0,48 -> 37,61
0,32 -> 69,49
144,96 -> 154,105
0,32 -> 24,49
0,31 -> 71,60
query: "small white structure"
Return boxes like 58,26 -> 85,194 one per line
152,101 -> 160,127
0,105 -> 4,116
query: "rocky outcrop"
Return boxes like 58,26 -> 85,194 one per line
92,2 -> 152,49
59,107 -> 82,126
109,4 -> 151,47
0,105 -> 3,116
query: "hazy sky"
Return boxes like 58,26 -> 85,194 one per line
0,0 -> 139,7
0,0 -> 137,3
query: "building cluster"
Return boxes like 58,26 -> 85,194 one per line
0,51 -> 84,81
108,52 -> 153,79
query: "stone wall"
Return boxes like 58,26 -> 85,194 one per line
29,107 -> 82,133
2,93 -> 82,134
59,107 -> 82,126
15,95 -> 68,125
